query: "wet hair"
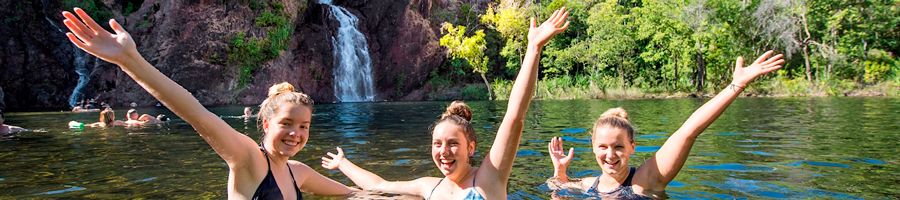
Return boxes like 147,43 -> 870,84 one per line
99,108 -> 115,125
592,107 -> 636,142
431,101 -> 476,145
257,82 -> 314,137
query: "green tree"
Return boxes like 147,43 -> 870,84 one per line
440,23 -> 493,99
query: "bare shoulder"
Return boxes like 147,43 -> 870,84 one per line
634,163 -> 665,191
578,176 -> 595,190
412,176 -> 442,185
286,160 -> 315,182
288,160 -> 313,171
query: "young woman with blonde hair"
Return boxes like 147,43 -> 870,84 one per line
547,51 -> 785,199
61,8 -> 354,199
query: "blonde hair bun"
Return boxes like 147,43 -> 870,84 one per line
268,82 -> 296,98
442,101 -> 472,121
601,107 -> 628,121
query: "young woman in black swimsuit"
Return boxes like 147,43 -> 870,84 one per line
60,8 -> 354,199
547,51 -> 785,199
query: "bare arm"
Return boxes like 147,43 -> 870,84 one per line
293,161 -> 357,195
322,147 -> 430,196
62,8 -> 258,167
642,51 -> 784,188
482,7 -> 571,185
547,136 -> 576,182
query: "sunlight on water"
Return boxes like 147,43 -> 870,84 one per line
0,97 -> 897,199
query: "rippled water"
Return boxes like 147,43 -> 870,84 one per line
1,97 -> 897,199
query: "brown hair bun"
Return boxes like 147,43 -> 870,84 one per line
600,107 -> 628,121
442,101 -> 472,121
268,82 -> 296,98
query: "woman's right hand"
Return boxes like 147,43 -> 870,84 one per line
321,147 -> 346,170
548,137 -> 575,177
62,8 -> 138,65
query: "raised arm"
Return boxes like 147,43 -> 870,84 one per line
61,8 -> 258,167
643,51 -> 784,187
322,147 -> 430,196
482,8 -> 571,183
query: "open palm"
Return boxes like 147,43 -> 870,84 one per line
548,137 -> 575,170
321,147 -> 345,170
528,7 -> 570,48
732,50 -> 785,87
62,8 -> 137,65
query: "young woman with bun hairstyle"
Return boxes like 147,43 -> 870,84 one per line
320,7 -> 572,199
60,8 -> 353,199
547,51 -> 786,199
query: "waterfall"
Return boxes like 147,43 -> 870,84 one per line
48,15 -> 92,108
68,50 -> 91,108
321,0 -> 376,102
42,0 -> 93,108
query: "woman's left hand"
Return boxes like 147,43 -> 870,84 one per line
731,50 -> 785,87
321,147 -> 346,170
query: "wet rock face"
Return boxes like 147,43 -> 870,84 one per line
0,1 -> 82,110
1,0 -> 442,110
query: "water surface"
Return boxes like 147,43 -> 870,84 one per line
1,97 -> 897,199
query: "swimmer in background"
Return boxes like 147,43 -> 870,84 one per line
1,111 -> 27,137
87,108 -> 126,128
125,108 -> 163,126
242,107 -> 254,122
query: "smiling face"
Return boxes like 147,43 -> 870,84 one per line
431,122 -> 476,177
261,103 -> 312,158
592,126 -> 636,176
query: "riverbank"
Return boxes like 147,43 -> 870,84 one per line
428,77 -> 899,101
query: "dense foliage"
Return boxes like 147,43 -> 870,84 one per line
435,0 -> 898,99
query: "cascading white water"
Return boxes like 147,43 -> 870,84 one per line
41,0 -> 93,108
321,0 -> 376,102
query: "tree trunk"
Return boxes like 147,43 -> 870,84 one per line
694,47 -> 706,94
800,13 -> 813,82
480,73 -> 494,100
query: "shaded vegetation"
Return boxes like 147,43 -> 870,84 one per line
227,1 -> 294,89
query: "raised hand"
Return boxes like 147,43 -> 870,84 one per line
321,147 -> 345,170
731,50 -> 785,87
548,137 -> 575,177
62,8 -> 137,65
528,7 -> 570,48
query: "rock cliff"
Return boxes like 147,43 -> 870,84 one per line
0,0 -> 443,110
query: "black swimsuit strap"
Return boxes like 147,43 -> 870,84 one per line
623,167 -> 636,186
260,147 -> 271,170
591,167 -> 637,189
426,177 -> 444,199
287,162 -> 301,193
260,147 -> 302,196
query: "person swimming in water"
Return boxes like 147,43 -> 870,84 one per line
319,8 -> 571,199
61,8 -> 355,198
243,107 -> 254,122
545,51 -> 785,199
0,111 -> 27,137
125,108 -> 163,126
86,108 -> 127,128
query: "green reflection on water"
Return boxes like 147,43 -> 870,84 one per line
1,97 -> 897,199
